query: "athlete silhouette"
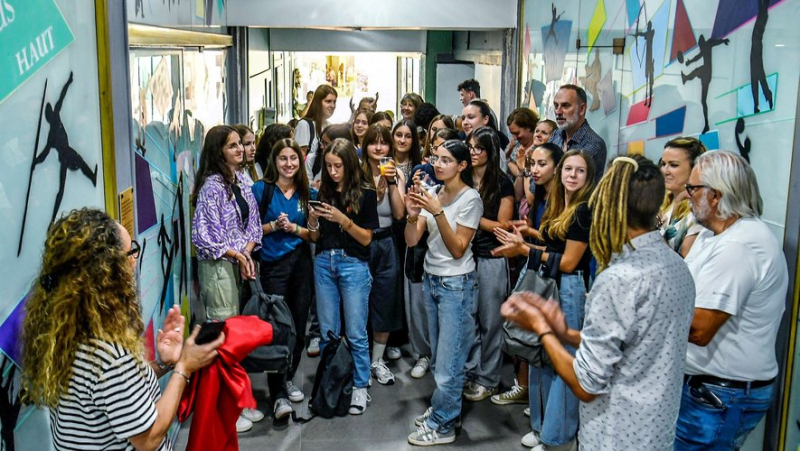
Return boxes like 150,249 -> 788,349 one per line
680,35 -> 729,134
735,118 -> 752,162
632,20 -> 655,107
750,0 -> 773,113
32,72 -> 98,224
545,4 -> 563,45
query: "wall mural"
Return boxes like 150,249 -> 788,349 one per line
519,0 -> 799,446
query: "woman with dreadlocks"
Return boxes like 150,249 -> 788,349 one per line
501,155 -> 696,450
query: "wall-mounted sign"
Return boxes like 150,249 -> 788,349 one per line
0,0 -> 74,105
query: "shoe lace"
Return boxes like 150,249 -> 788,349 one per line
416,357 -> 430,367
416,423 -> 439,441
503,384 -> 524,398
354,388 -> 371,404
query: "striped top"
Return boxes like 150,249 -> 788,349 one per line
50,340 -> 169,450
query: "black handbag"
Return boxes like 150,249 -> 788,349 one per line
501,248 -> 562,367
240,278 -> 297,373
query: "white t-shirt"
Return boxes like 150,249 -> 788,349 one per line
295,119 -> 320,179
684,217 -> 788,381
421,187 -> 483,276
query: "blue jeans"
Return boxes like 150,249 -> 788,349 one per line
528,272 -> 585,446
314,249 -> 372,388
674,379 -> 775,450
423,272 -> 477,434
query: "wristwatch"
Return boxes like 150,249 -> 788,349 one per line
156,357 -> 175,372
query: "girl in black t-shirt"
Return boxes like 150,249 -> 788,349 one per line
463,127 -> 515,401
307,138 -> 379,415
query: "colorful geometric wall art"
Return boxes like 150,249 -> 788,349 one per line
654,106 -> 687,137
626,0 -> 641,28
587,0 -> 607,55
599,69 -> 617,116
626,97 -> 652,126
629,0 -> 670,93
627,140 -> 645,155
541,19 -> 573,82
670,0 -> 697,63
711,0 -> 782,39
698,130 -> 720,150
736,72 -> 777,117
135,153 -> 158,232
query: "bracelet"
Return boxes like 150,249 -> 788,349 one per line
433,210 -> 444,218
295,224 -> 301,235
269,220 -> 277,233
307,221 -> 319,232
386,179 -> 397,186
173,369 -> 191,383
342,219 -> 354,232
156,357 -> 175,372
539,330 -> 554,340
407,215 -> 418,224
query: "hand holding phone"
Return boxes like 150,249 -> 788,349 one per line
195,319 -> 226,345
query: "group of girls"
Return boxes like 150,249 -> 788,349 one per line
189,84 -> 629,447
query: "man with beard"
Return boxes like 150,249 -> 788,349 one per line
550,85 -> 606,182
676,150 -> 787,450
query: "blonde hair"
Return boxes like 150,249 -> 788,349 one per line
22,209 -> 143,407
540,150 -> 596,241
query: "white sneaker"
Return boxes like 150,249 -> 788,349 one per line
236,415 -> 253,433
371,359 -> 396,385
522,431 -> 541,448
407,422 -> 456,446
411,356 -> 430,379
349,387 -> 371,415
240,407 -> 264,423
386,346 -> 402,360
307,337 -> 321,357
273,398 -> 293,420
414,406 -> 462,429
284,380 -> 304,402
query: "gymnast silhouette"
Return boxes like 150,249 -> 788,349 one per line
680,35 -> 729,134
32,72 -> 98,224
735,118 -> 752,163
632,20 -> 655,107
545,4 -> 563,45
751,0 -> 773,113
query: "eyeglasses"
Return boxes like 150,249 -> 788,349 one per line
469,146 -> 486,155
685,183 -> 708,196
127,240 -> 141,259
429,156 -> 455,166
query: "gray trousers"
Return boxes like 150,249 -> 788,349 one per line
404,275 -> 431,358
465,257 -> 510,388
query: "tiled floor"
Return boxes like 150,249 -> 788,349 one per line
176,347 -> 530,450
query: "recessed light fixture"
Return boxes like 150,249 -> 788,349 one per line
775,44 -> 785,47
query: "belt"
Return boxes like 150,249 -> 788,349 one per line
373,227 -> 393,240
684,374 -> 774,389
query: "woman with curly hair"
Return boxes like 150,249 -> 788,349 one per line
22,208 -> 222,451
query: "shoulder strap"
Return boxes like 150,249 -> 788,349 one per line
256,181 -> 276,221
302,118 -> 316,147
527,248 -> 543,271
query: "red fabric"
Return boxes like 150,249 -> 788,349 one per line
177,316 -> 273,451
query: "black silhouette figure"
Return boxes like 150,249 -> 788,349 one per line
156,177 -> 189,313
750,0 -> 773,113
632,20 -> 655,107
580,52 -> 602,112
679,35 -> 729,134
545,4 -> 563,45
135,0 -> 144,18
735,118 -> 752,162
32,72 -> 99,224
157,213 -> 175,313
0,355 -> 21,451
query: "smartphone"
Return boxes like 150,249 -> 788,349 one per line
195,319 -> 225,345
309,200 -> 325,209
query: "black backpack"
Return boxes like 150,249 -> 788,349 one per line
293,332 -> 354,422
240,278 -> 296,373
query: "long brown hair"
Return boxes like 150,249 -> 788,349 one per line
22,209 -> 142,407
319,138 -> 372,214
303,84 -> 338,136
264,138 -> 310,212
234,124 -> 258,182
192,125 -> 238,207
539,149 -> 596,240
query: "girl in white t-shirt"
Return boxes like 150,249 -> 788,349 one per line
297,84 -> 337,180
404,139 -> 483,446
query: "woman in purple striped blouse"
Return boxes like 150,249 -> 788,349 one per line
191,125 -> 263,321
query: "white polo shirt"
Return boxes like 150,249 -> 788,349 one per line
684,217 -> 788,381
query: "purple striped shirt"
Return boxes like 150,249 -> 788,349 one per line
192,173 -> 262,261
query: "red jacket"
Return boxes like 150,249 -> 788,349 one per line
178,316 -> 273,451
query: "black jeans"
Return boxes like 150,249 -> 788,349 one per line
260,244 -> 313,401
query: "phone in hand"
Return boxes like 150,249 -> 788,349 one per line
195,319 -> 225,345
309,200 -> 325,209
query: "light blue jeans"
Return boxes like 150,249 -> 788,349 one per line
423,272 -> 477,434
528,272 -> 585,446
675,379 -> 775,450
314,249 -> 372,388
